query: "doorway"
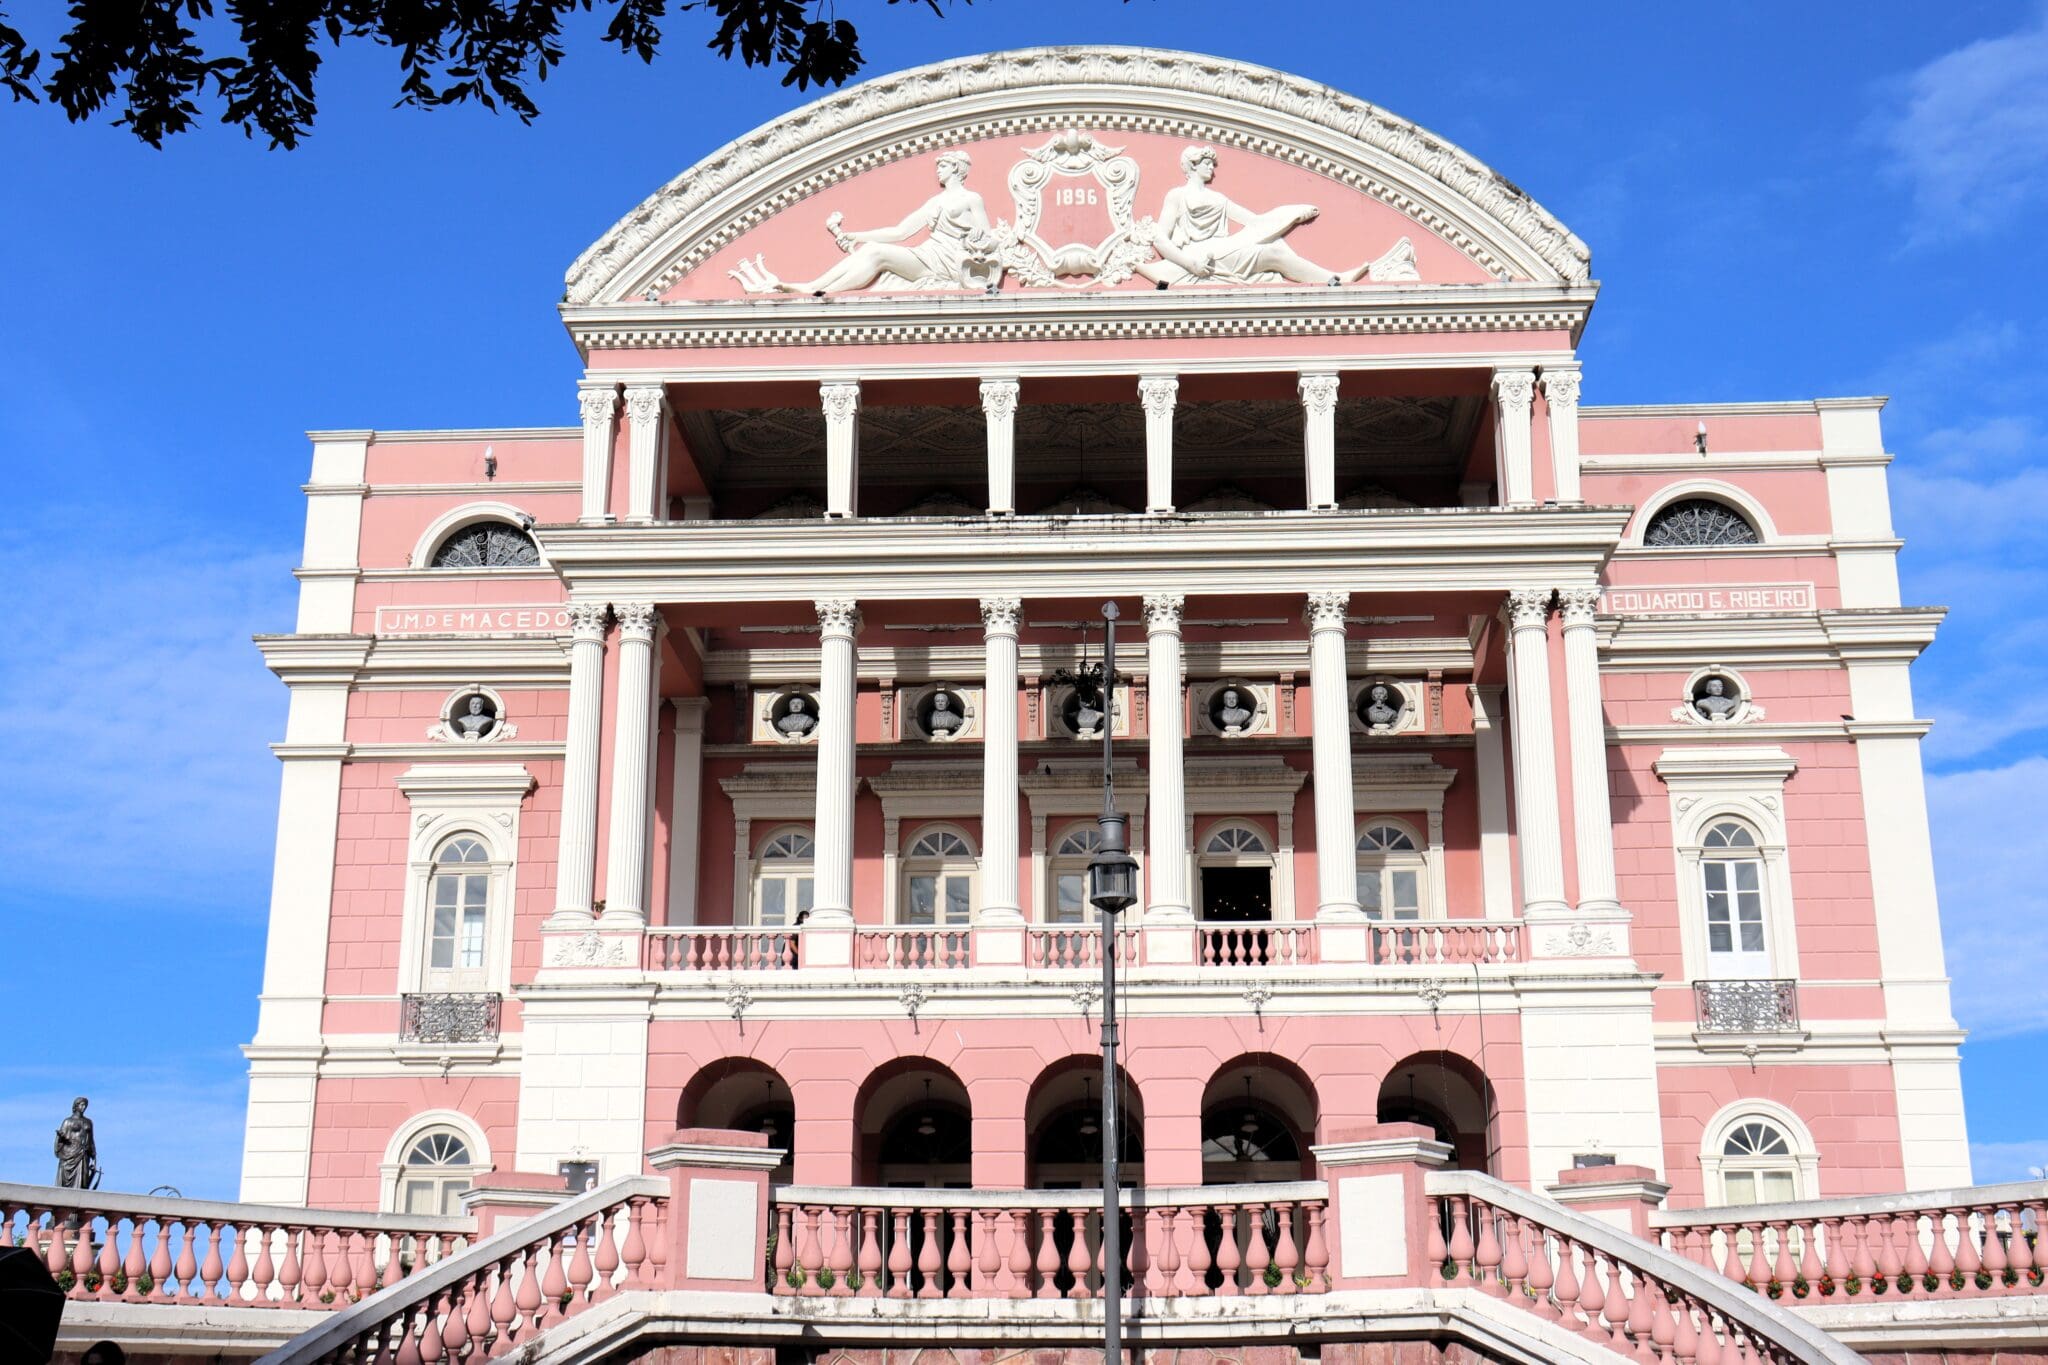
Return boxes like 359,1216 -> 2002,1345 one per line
1201,866 -> 1272,965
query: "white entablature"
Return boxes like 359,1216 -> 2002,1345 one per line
564,46 -> 1592,308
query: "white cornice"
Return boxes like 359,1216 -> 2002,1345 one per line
700,636 -> 1473,681
306,427 -> 580,443
1596,609 -> 1942,668
1580,399 -> 1885,418
564,46 -> 1592,306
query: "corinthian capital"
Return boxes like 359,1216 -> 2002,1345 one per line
1304,590 -> 1351,632
1557,585 -> 1602,626
1541,368 -> 1581,410
578,386 -> 618,429
1142,593 -> 1185,632
613,601 -> 660,637
820,382 -> 862,425
1504,588 -> 1553,631
815,598 -> 863,636
623,385 -> 666,424
979,378 -> 1019,422
1139,375 -> 1179,419
567,601 -> 610,639
979,596 -> 1023,635
1491,369 -> 1536,414
1297,373 -> 1340,415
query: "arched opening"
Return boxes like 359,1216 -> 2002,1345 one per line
678,1059 -> 795,1185
1025,1055 -> 1145,1189
1199,1055 -> 1318,1184
854,1059 -> 972,1188
1376,1052 -> 1498,1174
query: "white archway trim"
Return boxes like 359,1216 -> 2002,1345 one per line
394,764 -> 533,996
379,1109 -> 493,1213
409,501 -> 545,570
565,47 -> 1590,304
1653,747 -> 1800,984
1698,1098 -> 1821,1205
1626,479 -> 1782,548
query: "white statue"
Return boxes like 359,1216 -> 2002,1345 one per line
1362,683 -> 1403,730
454,694 -> 496,740
730,151 -> 1003,296
1214,688 -> 1254,733
1693,677 -> 1740,722
1133,146 -> 1421,288
1068,688 -> 1104,736
925,691 -> 964,734
776,695 -> 818,737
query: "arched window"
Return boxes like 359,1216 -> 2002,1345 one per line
1198,823 -> 1273,927
429,521 -> 541,568
396,1127 -> 479,1215
427,837 -> 491,988
1201,1102 -> 1302,1180
1049,825 -> 1102,924
1356,821 -> 1427,921
1203,825 -> 1269,857
904,827 -> 976,926
1643,499 -> 1759,548
753,828 -> 814,927
1709,1117 -> 1809,1206
1702,819 -> 1769,976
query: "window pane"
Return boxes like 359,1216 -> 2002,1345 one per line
402,1180 -> 436,1215
440,1178 -> 470,1216
464,874 -> 487,908
1735,861 -> 1761,892
945,875 -> 971,923
760,879 -> 786,926
461,909 -> 486,966
1724,1171 -> 1757,1206
907,877 -> 936,925
1739,919 -> 1766,953
797,878 -> 814,915
1760,1171 -> 1796,1203
434,877 -> 457,908
1703,863 -> 1728,892
1057,873 -> 1085,922
1359,873 -> 1382,915
431,905 -> 456,969
1708,922 -> 1732,953
1392,870 -> 1420,912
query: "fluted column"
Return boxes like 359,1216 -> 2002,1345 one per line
810,599 -> 862,924
1504,589 -> 1568,916
623,384 -> 667,522
601,602 -> 660,924
1305,591 -> 1362,920
978,597 -> 1024,924
578,384 -> 618,524
1140,376 -> 1178,513
1559,586 -> 1620,912
1299,374 -> 1340,510
822,382 -> 861,518
551,602 -> 610,923
1543,367 -> 1583,503
1144,594 -> 1191,921
981,378 -> 1018,516
1468,685 -> 1515,920
1491,369 -> 1536,506
666,698 -> 709,924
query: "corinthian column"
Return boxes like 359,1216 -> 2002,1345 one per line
981,379 -> 1018,516
1305,591 -> 1362,920
623,384 -> 667,523
1559,586 -> 1620,912
1299,374 -> 1340,510
1504,588 -> 1568,916
1144,594 -> 1191,922
602,602 -> 660,924
1140,376 -> 1179,513
551,602 -> 610,923
578,384 -> 619,524
978,597 -> 1024,924
810,599 -> 862,925
1543,367 -> 1583,503
1492,369 -> 1536,506
822,383 -> 861,518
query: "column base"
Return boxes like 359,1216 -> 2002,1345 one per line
1525,911 -> 1634,961
542,909 -> 597,932
1575,898 -> 1624,916
1315,901 -> 1366,923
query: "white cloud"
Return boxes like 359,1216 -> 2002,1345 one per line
1927,757 -> 2048,1038
1969,1139 -> 2048,1184
1876,8 -> 2048,244
0,1063 -> 249,1201
0,520 -> 295,913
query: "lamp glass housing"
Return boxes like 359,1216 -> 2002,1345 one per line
1087,814 -> 1139,914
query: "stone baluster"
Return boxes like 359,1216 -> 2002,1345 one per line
1213,1204 -> 1242,1296
889,1210 -> 915,1298
1005,1210 -> 1033,1299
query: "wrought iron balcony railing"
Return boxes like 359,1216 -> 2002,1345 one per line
1693,979 -> 1799,1034
401,991 -> 503,1044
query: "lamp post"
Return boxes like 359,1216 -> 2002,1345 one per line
1084,600 -> 1138,1363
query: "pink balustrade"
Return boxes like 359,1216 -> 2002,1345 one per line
1199,924 -> 1319,967
1427,1171 -> 1859,1365
767,1184 -> 1329,1300
1025,927 -> 1142,970
854,928 -> 972,970
645,927 -> 799,971
0,1182 -> 469,1310
1369,921 -> 1521,965
1652,1181 -> 2048,1306
257,1177 -> 665,1364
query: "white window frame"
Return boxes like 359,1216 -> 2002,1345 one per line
721,764 -> 818,925
900,823 -> 979,927
1699,1099 -> 1819,1206
1184,758 -> 1305,921
1698,817 -> 1772,978
750,825 -> 816,928
395,765 -> 531,997
1047,823 -> 1103,925
1654,747 -> 1800,984
1022,760 -> 1146,922
1356,816 -> 1431,922
379,1110 -> 492,1215
1353,755 -> 1456,919
1624,480 -> 1782,550
408,501 -> 549,572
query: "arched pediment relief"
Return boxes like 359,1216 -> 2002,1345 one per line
566,47 -> 1589,305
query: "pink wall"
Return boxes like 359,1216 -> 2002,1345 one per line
1579,411 -> 1822,456
1656,1063 -> 1904,1207
306,1074 -> 521,1209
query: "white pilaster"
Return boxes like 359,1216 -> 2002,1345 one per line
981,378 -> 1018,516
1144,594 -> 1191,922
623,384 -> 667,523
1299,373 -> 1340,510
1542,366 -> 1583,503
515,992 -> 652,1188
665,698 -> 708,925
550,602 -> 610,923
1468,685 -> 1515,920
1558,587 -> 1619,913
1504,589 -> 1568,916
602,603 -> 660,924
1819,398 -> 1903,609
578,385 -> 619,524
1140,375 -> 1179,514
296,432 -> 368,633
822,383 -> 861,519
1305,591 -> 1362,921
810,599 -> 862,923
978,597 -> 1024,924
1491,369 -> 1536,507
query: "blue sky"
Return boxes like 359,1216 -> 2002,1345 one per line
2,1 -> 2044,1199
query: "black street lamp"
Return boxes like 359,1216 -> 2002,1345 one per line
1084,600 -> 1135,1362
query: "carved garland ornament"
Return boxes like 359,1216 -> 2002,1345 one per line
565,48 -> 1590,304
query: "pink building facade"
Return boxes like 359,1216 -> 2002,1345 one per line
238,47 -> 1970,1227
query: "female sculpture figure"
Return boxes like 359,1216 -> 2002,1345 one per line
730,151 -> 1002,295
55,1097 -> 97,1189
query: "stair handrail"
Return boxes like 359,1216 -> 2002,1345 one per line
1427,1169 -> 1866,1365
